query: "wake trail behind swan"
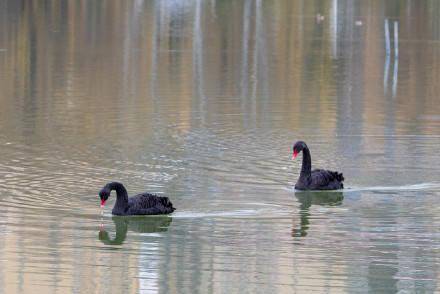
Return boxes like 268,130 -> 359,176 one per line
286,183 -> 440,193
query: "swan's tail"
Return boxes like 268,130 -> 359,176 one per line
332,171 -> 344,189
336,172 -> 344,182
160,196 -> 176,212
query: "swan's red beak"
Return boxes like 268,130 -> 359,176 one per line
100,199 -> 106,208
292,150 -> 298,160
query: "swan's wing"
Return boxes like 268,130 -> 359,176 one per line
311,169 -> 344,189
128,193 -> 175,214
127,206 -> 168,215
128,193 -> 159,208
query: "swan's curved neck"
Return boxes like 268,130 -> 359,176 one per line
107,182 -> 128,212
300,147 -> 312,177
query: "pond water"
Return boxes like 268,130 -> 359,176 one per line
1,1 -> 440,293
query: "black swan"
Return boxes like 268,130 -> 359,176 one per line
99,216 -> 172,245
292,141 -> 344,190
99,182 -> 175,215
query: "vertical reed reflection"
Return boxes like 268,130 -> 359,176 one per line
193,0 -> 206,125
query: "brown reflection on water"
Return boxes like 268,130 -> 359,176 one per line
1,0 -> 439,142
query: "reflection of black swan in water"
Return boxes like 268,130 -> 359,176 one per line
292,191 -> 343,237
292,141 -> 344,190
99,182 -> 175,216
99,216 -> 173,245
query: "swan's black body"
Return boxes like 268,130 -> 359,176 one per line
99,182 -> 175,216
292,141 -> 344,190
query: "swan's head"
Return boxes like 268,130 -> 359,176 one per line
292,141 -> 307,159
99,188 -> 110,208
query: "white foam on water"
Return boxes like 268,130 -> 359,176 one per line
345,183 -> 440,192
284,183 -> 440,193
172,209 -> 261,218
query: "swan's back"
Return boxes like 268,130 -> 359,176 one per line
124,193 -> 175,215
310,169 -> 344,190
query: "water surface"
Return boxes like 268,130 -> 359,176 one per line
1,1 -> 440,293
